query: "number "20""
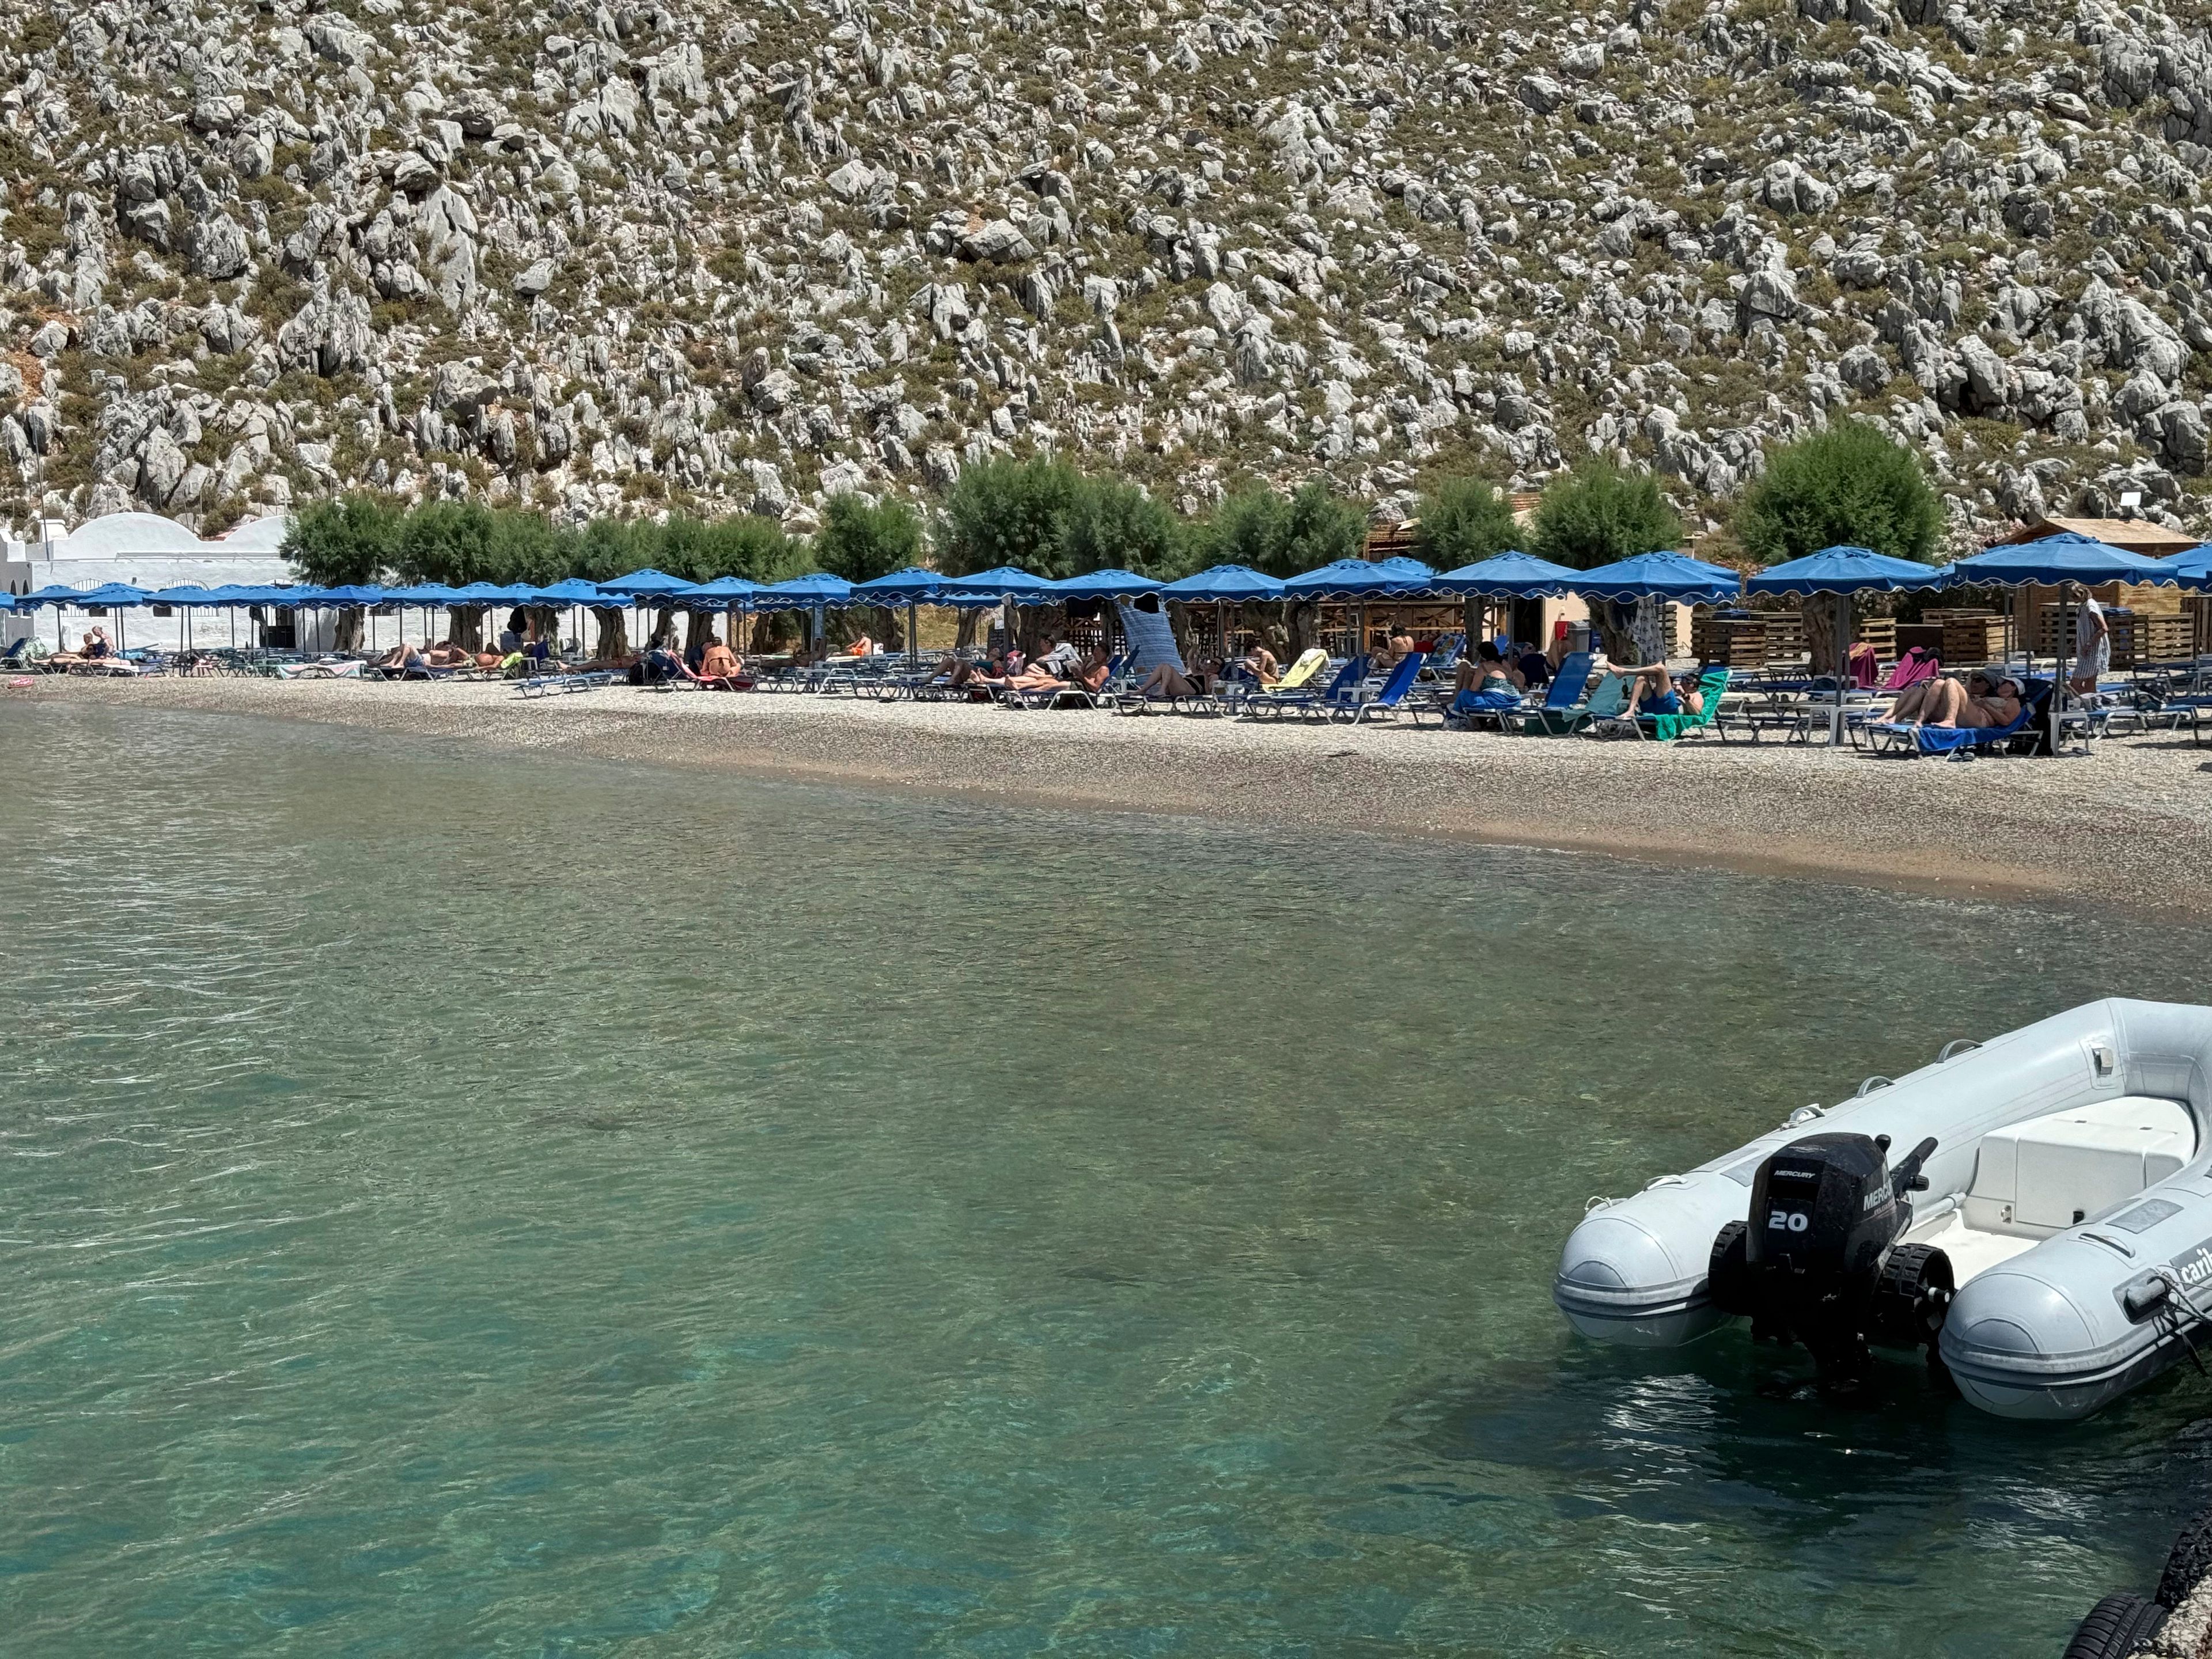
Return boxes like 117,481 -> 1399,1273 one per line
1767,1210 -> 1810,1233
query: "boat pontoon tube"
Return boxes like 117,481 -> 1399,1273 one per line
1554,999 -> 2212,1420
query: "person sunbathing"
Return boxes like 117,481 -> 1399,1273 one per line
1241,643 -> 1281,686
1615,661 -> 1700,719
1453,642 -> 1524,710
1455,642 -> 1524,697
846,634 -> 874,657
695,639 -> 751,690
1137,661 -> 1206,700
1887,672 -> 2020,729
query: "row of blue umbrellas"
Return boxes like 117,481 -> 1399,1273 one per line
11,534 -> 2205,616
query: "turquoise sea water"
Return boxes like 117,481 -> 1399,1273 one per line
5,702 -> 2212,1657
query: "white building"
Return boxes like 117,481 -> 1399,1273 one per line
3,512 -> 304,652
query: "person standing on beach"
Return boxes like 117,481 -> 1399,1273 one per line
2070,595 -> 2109,693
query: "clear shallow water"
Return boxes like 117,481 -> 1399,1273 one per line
5,704 -> 2212,1658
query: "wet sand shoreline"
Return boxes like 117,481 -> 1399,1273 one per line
17,675 -> 2212,917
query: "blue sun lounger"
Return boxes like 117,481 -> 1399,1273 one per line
1247,654 -> 1366,719
1452,650 -> 1594,734
1343,652 -> 1428,723
1867,701 -> 2034,757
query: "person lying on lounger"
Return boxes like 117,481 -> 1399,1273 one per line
373,641 -> 429,673
940,649 -> 1010,690
1137,656 -> 1220,699
1613,661 -> 1702,719
1884,672 -> 2021,729
1000,647 -> 1111,695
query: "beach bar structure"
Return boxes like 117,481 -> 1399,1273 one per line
2,512 -> 301,652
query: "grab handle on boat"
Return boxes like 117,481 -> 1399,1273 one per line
1785,1104 -> 1825,1127
1854,1077 -> 1892,1098
1937,1039 -> 1982,1062
1585,1195 -> 1616,1214
2124,1274 -> 2171,1322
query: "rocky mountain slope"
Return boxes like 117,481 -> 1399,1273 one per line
7,0 -> 2212,549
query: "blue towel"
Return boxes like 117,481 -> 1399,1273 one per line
1116,600 -> 1183,676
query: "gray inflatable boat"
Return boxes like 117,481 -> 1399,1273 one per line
1554,999 -> 2212,1420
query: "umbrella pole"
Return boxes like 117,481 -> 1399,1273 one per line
1833,590 -> 1847,747
2055,582 -> 2073,757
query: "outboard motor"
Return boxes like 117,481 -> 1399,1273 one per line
1706,1131 -> 1953,1382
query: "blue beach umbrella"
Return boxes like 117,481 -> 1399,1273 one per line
1946,532 -> 2179,590
687,575 -> 763,656
757,573 -> 855,652
598,567 -> 700,599
1571,551 -> 1742,605
1431,551 -> 1582,597
516,577 -> 616,656
149,584 -> 217,653
2157,544 -> 2212,588
940,566 -> 1059,604
72,582 -> 151,653
1946,532 -> 2179,753
1281,558 -> 1439,662
852,568 -> 950,665
1047,567 -> 1162,600
1161,565 -> 1285,662
1747,547 -> 1949,743
1161,565 -> 1286,601
1279,557 -> 1438,599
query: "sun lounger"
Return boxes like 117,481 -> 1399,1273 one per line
1245,654 -> 1365,719
515,669 -> 616,697
1586,669 -> 1730,741
995,654 -> 1127,710
1523,659 -> 1627,735
1452,651 -> 1593,734
1866,701 -> 2035,757
1342,651 -> 1428,723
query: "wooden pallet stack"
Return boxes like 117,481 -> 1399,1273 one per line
1929,609 -> 2007,665
1690,614 -> 1768,669
2141,612 -> 2196,663
1855,616 -> 1898,661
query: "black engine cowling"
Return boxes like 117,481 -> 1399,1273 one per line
1707,1130 -> 1949,1382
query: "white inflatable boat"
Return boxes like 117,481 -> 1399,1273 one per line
1554,999 -> 2212,1421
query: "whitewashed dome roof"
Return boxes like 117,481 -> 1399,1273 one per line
209,515 -> 291,553
56,512 -> 209,556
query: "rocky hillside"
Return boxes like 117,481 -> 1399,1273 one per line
7,0 -> 2212,548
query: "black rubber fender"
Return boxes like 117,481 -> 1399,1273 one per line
2062,1593 -> 2165,1658
2156,1507 -> 2212,1608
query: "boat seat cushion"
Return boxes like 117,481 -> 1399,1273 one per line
1963,1096 -> 2195,1237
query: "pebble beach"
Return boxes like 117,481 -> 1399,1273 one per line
19,673 -> 2212,916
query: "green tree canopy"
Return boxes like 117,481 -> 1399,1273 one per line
935,456 -> 1081,576
1194,486 -> 1289,574
1060,475 -> 1184,578
1733,421 -> 1945,566
1414,476 -> 1519,570
283,494 -> 401,585
1277,479 -> 1368,575
1529,460 -> 1684,570
814,494 -> 925,584
389,500 -> 501,585
1192,479 -> 1366,577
